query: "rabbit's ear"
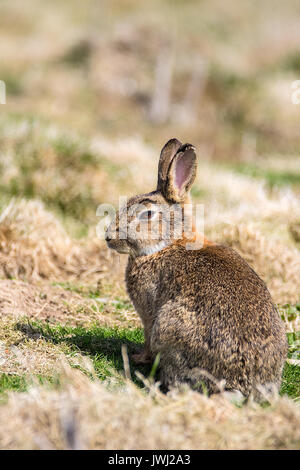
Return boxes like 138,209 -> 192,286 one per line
164,144 -> 197,202
157,138 -> 182,192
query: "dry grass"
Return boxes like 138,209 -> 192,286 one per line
0,199 -> 112,282
0,364 -> 299,450
0,317 -> 66,376
0,278 -> 134,327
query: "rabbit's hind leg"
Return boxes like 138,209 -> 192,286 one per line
150,309 -> 219,395
157,349 -> 220,395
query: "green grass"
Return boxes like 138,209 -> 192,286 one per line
52,281 -> 102,298
281,363 -> 300,399
0,373 -> 60,403
0,115 -> 129,227
1,319 -> 298,400
0,374 -> 27,396
232,163 -> 300,188
16,321 -> 150,386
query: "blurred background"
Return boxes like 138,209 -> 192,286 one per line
2,0 -> 300,151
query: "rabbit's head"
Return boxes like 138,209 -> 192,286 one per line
105,139 -> 197,256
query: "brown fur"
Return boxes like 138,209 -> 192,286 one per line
106,139 -> 288,398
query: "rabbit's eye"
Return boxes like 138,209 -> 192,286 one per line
139,210 -> 155,221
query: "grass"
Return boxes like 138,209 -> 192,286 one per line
0,317 -> 297,400
0,115 -> 130,226
52,282 -> 102,298
0,374 -> 27,396
0,373 -> 61,404
281,364 -> 300,399
20,322 -> 150,384
232,163 -> 300,188
15,321 -> 150,386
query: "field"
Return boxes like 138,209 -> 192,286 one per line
0,0 -> 299,449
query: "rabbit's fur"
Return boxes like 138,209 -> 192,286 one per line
105,139 -> 287,398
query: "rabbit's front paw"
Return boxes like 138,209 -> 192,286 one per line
132,349 -> 152,364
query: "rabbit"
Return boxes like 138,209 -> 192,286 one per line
105,138 -> 288,399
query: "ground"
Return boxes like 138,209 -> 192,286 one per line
0,0 -> 299,450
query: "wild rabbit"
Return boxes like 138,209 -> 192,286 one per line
105,138 -> 287,398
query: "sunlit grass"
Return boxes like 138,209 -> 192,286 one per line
0,317 -> 298,399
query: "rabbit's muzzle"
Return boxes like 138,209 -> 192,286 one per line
105,224 -> 130,254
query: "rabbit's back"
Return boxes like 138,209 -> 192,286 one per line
127,243 -> 279,328
126,243 -> 287,397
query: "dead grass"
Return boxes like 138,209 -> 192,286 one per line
0,316 -> 67,376
0,364 -> 299,450
0,280 -> 78,323
0,199 -> 116,282
0,278 -> 135,327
